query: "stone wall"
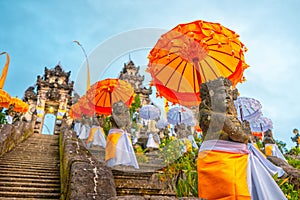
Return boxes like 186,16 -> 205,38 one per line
0,121 -> 34,156
60,128 -> 116,200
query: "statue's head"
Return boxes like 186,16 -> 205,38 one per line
111,100 -> 130,129
264,129 -> 273,138
200,77 -> 237,114
293,128 -> 299,135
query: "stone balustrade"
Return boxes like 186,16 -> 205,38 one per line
60,128 -> 116,200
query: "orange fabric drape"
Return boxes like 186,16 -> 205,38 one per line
265,145 -> 273,156
0,52 -> 10,89
105,131 -> 123,161
86,127 -> 98,144
86,126 -> 105,144
197,150 -> 251,200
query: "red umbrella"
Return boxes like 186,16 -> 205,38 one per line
78,95 -> 95,117
69,102 -> 82,119
0,89 -> 11,108
10,97 -> 29,113
86,78 -> 135,115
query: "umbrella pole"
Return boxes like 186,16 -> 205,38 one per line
260,123 -> 263,132
179,110 -> 182,124
239,105 -> 244,121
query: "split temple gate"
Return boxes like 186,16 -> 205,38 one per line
23,64 -> 74,135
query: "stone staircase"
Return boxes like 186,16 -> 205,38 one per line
88,145 -> 176,197
0,133 -> 61,199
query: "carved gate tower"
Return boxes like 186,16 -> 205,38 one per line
23,64 -> 74,135
118,60 -> 152,105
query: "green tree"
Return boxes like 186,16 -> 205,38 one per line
129,94 -> 141,120
0,112 -> 7,124
275,140 -> 288,154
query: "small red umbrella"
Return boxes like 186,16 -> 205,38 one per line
0,89 -> 11,108
86,78 -> 135,115
78,95 -> 95,117
10,97 -> 29,113
69,102 -> 82,119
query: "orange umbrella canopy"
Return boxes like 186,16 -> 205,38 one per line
69,95 -> 96,119
147,20 -> 248,107
86,78 -> 135,115
10,97 -> 29,113
0,89 -> 11,108
0,52 -> 11,108
69,102 -> 82,119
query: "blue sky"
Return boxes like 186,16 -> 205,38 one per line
1,0 -> 300,148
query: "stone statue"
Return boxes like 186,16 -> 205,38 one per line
105,100 -> 139,169
175,123 -> 189,139
198,77 -> 250,143
262,129 -> 275,146
23,86 -> 37,101
110,100 -> 131,132
291,128 -> 300,148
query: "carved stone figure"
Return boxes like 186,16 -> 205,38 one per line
175,123 -> 189,139
23,86 -> 37,101
262,129 -> 275,145
46,88 -> 61,101
111,100 -> 131,132
199,77 -> 250,143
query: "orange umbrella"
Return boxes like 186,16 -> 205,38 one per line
78,95 -> 95,117
0,52 -> 11,108
69,102 -> 82,119
86,78 -> 135,115
69,95 -> 95,119
252,132 -> 263,140
0,89 -> 11,108
147,20 -> 248,107
10,97 -> 29,113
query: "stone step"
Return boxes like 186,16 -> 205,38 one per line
1,153 -> 59,157
0,168 -> 60,176
1,156 -> 60,161
0,181 -> 60,188
13,146 -> 59,150
0,177 -> 60,184
27,134 -> 59,139
0,173 -> 60,179
0,165 -> 59,172
0,161 -> 59,168
0,186 -> 60,193
0,133 -> 61,199
0,191 -> 60,199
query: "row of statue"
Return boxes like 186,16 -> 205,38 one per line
70,77 -> 297,200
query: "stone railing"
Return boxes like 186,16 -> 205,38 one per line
60,128 -> 116,200
0,121 -> 34,156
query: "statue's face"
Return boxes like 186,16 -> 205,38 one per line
210,83 -> 236,114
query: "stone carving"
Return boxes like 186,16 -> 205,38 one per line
23,86 -> 37,101
118,60 -> 152,105
291,128 -> 299,148
175,123 -> 189,139
22,63 -> 74,134
199,77 -> 250,143
262,129 -> 276,146
46,88 -> 61,101
111,100 -> 131,132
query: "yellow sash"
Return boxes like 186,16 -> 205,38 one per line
105,131 -> 122,161
197,150 -> 251,199
86,127 -> 97,144
265,145 -> 273,156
